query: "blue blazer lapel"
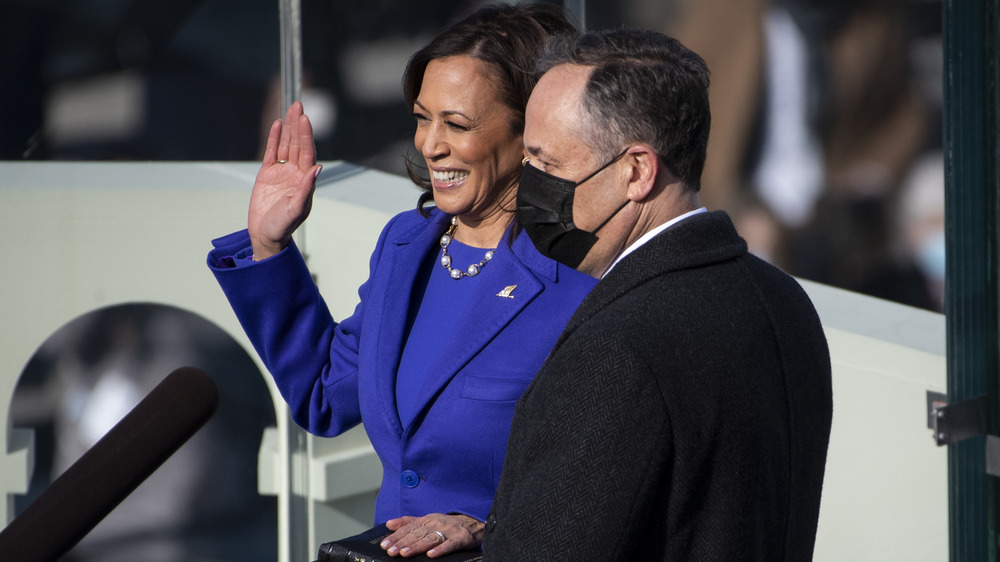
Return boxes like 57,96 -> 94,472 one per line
407,229 -> 545,430
372,211 -> 450,436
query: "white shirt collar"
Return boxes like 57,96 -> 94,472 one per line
603,207 -> 708,278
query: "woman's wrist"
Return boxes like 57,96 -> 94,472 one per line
250,238 -> 286,261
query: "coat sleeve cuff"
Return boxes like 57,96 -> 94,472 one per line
207,229 -> 287,269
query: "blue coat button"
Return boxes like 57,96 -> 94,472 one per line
401,470 -> 420,488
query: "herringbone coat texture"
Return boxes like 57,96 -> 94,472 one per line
483,211 -> 833,561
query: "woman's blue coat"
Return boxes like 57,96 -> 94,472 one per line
207,208 -> 595,523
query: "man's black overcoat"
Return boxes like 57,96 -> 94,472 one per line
484,211 -> 833,561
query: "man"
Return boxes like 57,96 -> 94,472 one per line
482,29 -> 833,561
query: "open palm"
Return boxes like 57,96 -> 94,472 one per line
248,101 -> 323,260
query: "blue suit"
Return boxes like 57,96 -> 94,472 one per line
207,208 -> 595,523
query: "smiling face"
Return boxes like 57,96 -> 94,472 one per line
413,56 -> 525,226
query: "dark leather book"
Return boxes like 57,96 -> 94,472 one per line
316,523 -> 483,562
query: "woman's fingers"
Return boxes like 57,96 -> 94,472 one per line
401,527 -> 448,558
382,515 -> 417,553
295,112 -> 317,168
262,119 -> 282,165
275,101 -> 299,164
286,103 -> 300,164
269,101 -> 316,169
422,528 -> 463,558
380,514 -> 483,558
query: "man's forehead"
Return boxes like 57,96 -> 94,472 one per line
524,64 -> 591,156
536,63 -> 592,96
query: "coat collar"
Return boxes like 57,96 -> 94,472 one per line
375,208 -> 551,435
558,210 -> 747,339
388,209 -> 559,282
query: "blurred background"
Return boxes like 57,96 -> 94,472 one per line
12,305 -> 278,561
2,0 -> 944,558
1,0 -> 946,310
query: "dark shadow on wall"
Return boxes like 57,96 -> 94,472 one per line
10,303 -> 278,562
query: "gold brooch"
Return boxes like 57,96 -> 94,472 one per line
496,285 -> 517,299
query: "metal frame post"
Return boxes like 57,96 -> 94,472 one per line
943,0 -> 1000,559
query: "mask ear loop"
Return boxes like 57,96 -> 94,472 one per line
574,147 -> 630,186
578,148 -> 632,235
591,199 -> 631,235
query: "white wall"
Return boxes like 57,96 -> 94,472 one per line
803,280 -> 947,561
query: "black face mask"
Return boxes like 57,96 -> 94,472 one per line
517,149 -> 630,268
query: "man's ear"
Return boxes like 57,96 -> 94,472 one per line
625,145 -> 660,202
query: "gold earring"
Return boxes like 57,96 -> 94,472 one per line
521,156 -> 529,167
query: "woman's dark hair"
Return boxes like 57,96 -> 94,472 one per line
402,3 -> 577,212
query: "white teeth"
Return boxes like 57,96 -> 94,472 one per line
432,170 -> 469,183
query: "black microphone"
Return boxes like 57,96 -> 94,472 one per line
0,366 -> 219,562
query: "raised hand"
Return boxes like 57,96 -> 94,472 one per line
381,513 -> 485,558
247,100 -> 323,260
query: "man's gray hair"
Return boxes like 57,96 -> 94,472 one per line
537,29 -> 711,191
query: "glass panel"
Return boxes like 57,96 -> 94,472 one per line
297,0 -> 488,177
2,0 -> 280,160
3,0 -> 946,313
296,0 -> 574,178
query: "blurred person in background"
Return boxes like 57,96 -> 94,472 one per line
592,0 -> 941,311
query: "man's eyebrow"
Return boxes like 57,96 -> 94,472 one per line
524,145 -> 559,165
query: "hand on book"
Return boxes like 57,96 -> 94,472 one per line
380,513 -> 484,558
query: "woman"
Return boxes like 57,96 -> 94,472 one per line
207,4 -> 593,558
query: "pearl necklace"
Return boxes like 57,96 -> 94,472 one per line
440,216 -> 494,279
